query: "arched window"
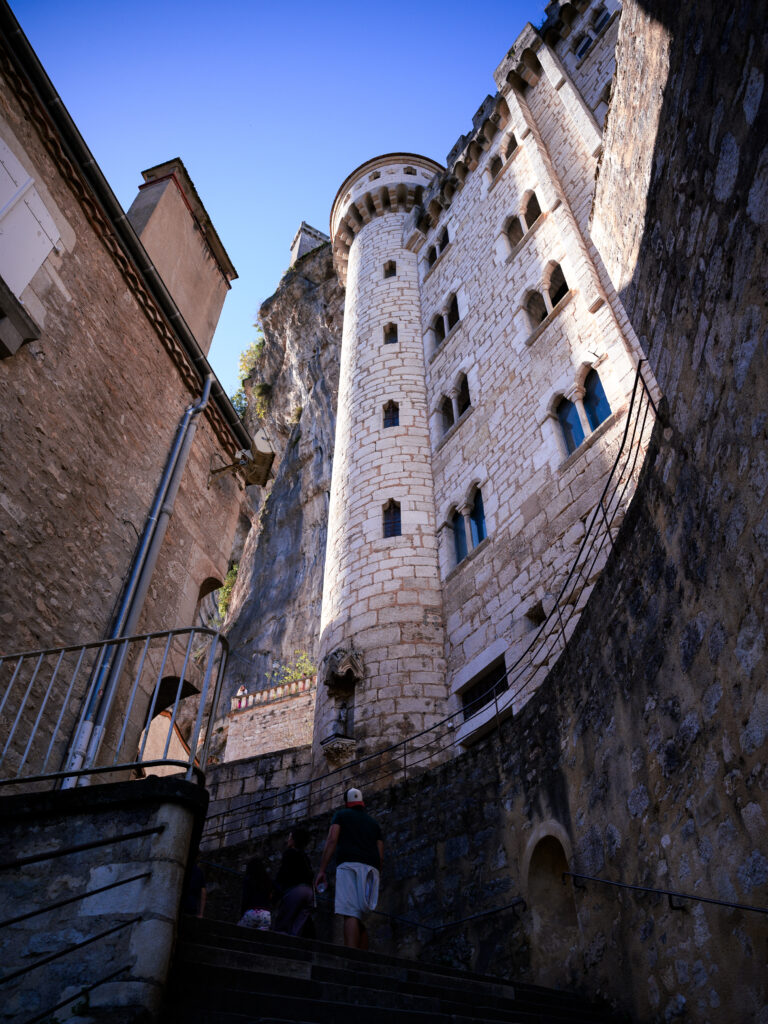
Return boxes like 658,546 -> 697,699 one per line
525,290 -> 548,328
457,374 -> 471,415
438,227 -> 449,252
556,397 -> 585,454
427,246 -> 437,268
446,294 -> 460,331
383,260 -> 396,278
548,263 -> 569,307
504,134 -> 518,160
506,216 -> 525,249
383,323 -> 398,344
404,166 -> 417,175
452,509 -> 468,564
489,155 -> 502,179
469,489 -> 487,546
592,4 -> 611,32
383,500 -> 401,538
383,400 -> 399,428
574,33 -> 593,58
433,314 -> 446,346
523,192 -> 542,231
440,396 -> 455,434
583,369 -> 611,429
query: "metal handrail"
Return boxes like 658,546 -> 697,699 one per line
205,362 -> 658,840
0,871 -> 151,928
0,626 -> 228,789
564,871 -> 768,916
1,917 -> 141,985
0,824 -> 164,871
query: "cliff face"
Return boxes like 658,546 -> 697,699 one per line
221,243 -> 344,702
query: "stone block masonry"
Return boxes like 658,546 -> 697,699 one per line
224,676 -> 316,761
0,776 -> 208,1023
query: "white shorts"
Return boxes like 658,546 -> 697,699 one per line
335,862 -> 380,920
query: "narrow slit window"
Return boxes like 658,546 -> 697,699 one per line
452,509 -> 468,564
433,314 -> 446,346
383,323 -> 398,344
461,656 -> 508,721
441,396 -> 455,434
557,397 -> 585,454
469,489 -> 487,546
583,369 -> 611,430
446,294 -> 460,331
548,264 -> 569,307
574,34 -> 593,58
438,228 -> 449,252
506,216 -> 524,249
523,192 -> 542,231
457,374 -> 471,416
489,155 -> 503,179
383,260 -> 396,278
504,134 -> 518,160
426,246 -> 437,268
526,291 -> 548,328
383,499 -> 401,538
383,400 -> 399,428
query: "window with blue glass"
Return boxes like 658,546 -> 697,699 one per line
383,499 -> 401,538
469,489 -> 487,546
452,509 -> 468,564
557,397 -> 585,455
583,369 -> 611,430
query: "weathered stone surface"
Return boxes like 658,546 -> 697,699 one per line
218,243 -> 343,736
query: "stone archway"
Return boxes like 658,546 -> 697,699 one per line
524,828 -> 580,987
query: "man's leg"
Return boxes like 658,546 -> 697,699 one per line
343,915 -> 361,948
358,920 -> 369,951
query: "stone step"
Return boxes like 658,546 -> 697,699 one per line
170,918 -> 620,1024
178,943 -> 608,1023
181,918 -> 593,1010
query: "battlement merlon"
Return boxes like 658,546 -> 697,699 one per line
329,153 -> 444,285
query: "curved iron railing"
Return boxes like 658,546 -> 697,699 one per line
0,626 -> 228,788
204,361 -> 659,843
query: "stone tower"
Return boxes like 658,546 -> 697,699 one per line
314,153 -> 450,774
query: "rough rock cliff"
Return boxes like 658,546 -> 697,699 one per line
220,242 -> 344,707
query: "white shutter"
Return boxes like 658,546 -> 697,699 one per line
0,138 -> 61,298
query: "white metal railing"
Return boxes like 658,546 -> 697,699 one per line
0,627 -> 227,788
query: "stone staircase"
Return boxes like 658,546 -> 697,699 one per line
167,918 -> 622,1023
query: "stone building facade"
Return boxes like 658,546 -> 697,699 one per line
311,0 -> 654,771
0,3 -> 271,773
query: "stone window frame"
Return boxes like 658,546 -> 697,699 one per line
382,498 -> 402,538
540,356 -> 622,465
487,128 -> 525,194
502,192 -> 547,262
432,368 -> 474,449
382,400 -> 400,428
383,322 -> 399,345
427,287 -> 466,359
422,226 -> 452,281
439,478 -> 491,576
383,260 -> 397,279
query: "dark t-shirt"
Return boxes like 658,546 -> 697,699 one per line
276,848 -> 313,893
331,807 -> 383,870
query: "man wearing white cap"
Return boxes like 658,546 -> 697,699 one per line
315,786 -> 384,949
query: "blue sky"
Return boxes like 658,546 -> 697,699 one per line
11,1 -> 544,396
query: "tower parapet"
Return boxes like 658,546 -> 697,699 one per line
315,153 -> 449,776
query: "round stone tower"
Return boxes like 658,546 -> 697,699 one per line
314,153 -> 450,777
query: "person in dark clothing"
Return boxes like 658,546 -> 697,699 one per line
272,826 -> 315,937
238,854 -> 273,930
315,787 -> 383,950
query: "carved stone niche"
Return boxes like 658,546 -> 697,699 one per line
320,646 -> 364,764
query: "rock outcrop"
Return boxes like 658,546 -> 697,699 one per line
220,242 -> 344,708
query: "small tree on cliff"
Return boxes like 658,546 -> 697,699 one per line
230,322 -> 266,418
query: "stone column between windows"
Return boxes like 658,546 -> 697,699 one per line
450,387 -> 461,424
459,504 -> 473,551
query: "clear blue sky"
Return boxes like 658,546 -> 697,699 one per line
11,0 -> 544,396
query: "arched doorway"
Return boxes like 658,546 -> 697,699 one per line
526,832 -> 580,986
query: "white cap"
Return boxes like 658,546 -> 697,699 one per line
346,787 -> 364,806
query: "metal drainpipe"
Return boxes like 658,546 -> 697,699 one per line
63,376 -> 213,783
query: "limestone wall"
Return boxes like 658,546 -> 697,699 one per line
0,776 -> 207,1023
318,155 -> 451,772
224,680 -> 316,761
